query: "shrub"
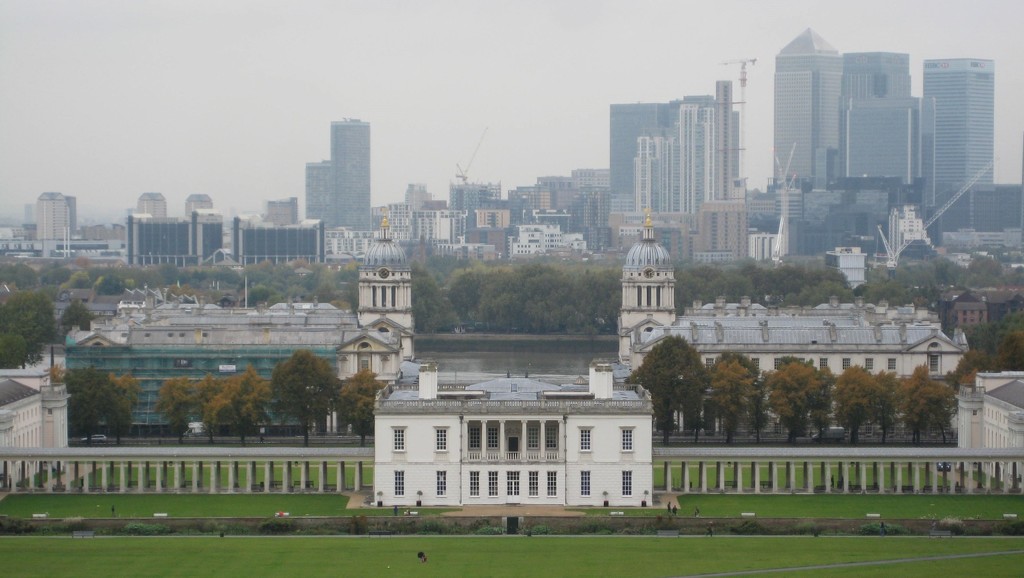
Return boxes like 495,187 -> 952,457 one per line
998,520 -> 1024,536
937,517 -> 966,536
859,522 -> 907,536
0,518 -> 34,535
416,520 -> 448,535
729,520 -> 768,535
121,523 -> 172,536
794,522 -> 822,536
527,525 -> 551,535
348,515 -> 368,535
474,525 -> 504,535
258,518 -> 295,535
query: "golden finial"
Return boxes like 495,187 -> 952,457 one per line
380,206 -> 390,229
644,207 -> 652,228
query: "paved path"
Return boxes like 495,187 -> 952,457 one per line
674,549 -> 1024,577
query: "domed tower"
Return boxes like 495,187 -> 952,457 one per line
619,211 -> 675,362
359,212 -> 414,332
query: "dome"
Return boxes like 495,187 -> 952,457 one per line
624,239 -> 671,269
363,238 -> 407,267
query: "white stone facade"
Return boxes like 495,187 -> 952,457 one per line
0,378 -> 68,449
373,362 -> 653,507
959,372 -> 1024,450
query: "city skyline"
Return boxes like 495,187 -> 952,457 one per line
1,1 -> 1022,223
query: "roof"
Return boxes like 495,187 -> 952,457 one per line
779,28 -> 838,56
385,375 -> 643,402
988,380 -> 1024,410
0,379 -> 38,406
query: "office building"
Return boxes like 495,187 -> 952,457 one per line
127,212 -> 223,266
774,28 -> 843,188
137,192 -> 168,219
450,182 -> 501,227
305,120 -> 372,230
679,96 -> 717,214
232,217 -> 325,265
35,192 -> 71,241
610,102 -> 681,211
184,194 -> 213,216
265,197 -> 299,227
923,59 -> 995,202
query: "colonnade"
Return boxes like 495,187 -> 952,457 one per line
462,419 -> 562,462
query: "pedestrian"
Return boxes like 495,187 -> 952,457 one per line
417,551 -> 428,563
706,521 -> 714,537
111,505 -> 115,517
393,505 -> 399,516
667,502 -> 672,514
879,522 -> 886,537
672,504 -> 678,516
694,506 -> 700,518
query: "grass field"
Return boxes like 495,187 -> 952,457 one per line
0,536 -> 1021,577
0,494 -> 351,518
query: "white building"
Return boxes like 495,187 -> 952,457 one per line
35,192 -> 71,241
748,232 -> 776,262
959,372 -> 1024,450
137,192 -> 168,219
825,246 -> 867,288
373,361 -> 653,507
0,377 -> 69,449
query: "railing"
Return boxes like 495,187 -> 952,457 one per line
461,449 -> 562,463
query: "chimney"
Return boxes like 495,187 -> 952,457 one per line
715,296 -> 726,310
418,361 -> 438,400
740,295 -> 751,308
693,300 -> 703,310
589,360 -> 614,400
899,323 -> 907,344
829,295 -> 839,308
759,319 -> 769,342
714,321 -> 724,343
854,296 -> 864,308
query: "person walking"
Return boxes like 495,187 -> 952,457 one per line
879,522 -> 887,537
706,521 -> 714,537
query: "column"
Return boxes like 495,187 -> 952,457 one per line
735,461 -> 743,494
540,422 -> 546,461
155,462 -> 163,493
877,462 -> 886,494
335,462 -> 344,494
984,461 -> 993,492
521,419 -> 527,461
1013,462 -> 1020,492
842,462 -> 850,494
246,462 -> 255,493
859,462 -> 866,493
771,462 -> 778,493
136,462 -> 145,493
283,461 -> 291,493
896,462 -> 903,493
682,461 -> 690,494
716,461 -> 724,492
174,462 -> 182,492
300,461 -> 309,492
228,461 -> 236,494
264,461 -> 272,493
824,461 -> 832,494
318,461 -> 326,493
119,462 -> 127,493
499,420 -> 505,458
804,462 -> 811,493
664,461 -> 672,492
753,461 -> 761,494
913,462 -> 921,493
355,461 -> 364,491
192,462 -> 199,492
45,461 -> 54,493
699,462 -> 707,493
977,462 -> 984,491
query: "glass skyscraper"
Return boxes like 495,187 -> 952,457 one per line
922,59 -> 994,203
305,119 -> 372,230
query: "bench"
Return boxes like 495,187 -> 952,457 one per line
369,530 -> 392,537
656,529 -> 679,537
929,529 -> 953,538
865,513 -> 881,519
153,513 -> 168,518
32,513 -> 48,519
72,531 -> 95,539
1004,514 -> 1018,520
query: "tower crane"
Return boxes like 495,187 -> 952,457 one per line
771,143 -> 797,267
877,160 -> 994,275
455,127 -> 489,184
720,58 -> 757,179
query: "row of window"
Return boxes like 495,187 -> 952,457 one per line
703,356 -> 931,373
392,470 -> 636,498
580,428 -> 633,452
395,426 -> 635,453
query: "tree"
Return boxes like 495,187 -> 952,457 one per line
411,263 -> 457,333
946,349 -> 997,388
766,359 -> 819,443
833,366 -> 875,444
628,336 -> 707,443
338,369 -> 384,446
210,366 -> 270,444
271,350 -> 339,446
65,367 -> 112,443
194,374 -> 224,444
60,300 -> 95,334
0,333 -> 28,369
157,377 -> 197,443
997,331 -> 1024,371
807,368 -> 835,440
709,359 -> 754,444
107,374 -> 140,444
900,365 -> 956,444
0,291 -> 56,366
872,371 -> 900,444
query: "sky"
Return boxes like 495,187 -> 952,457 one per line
1,0 -> 1022,224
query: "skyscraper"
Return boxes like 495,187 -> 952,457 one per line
609,102 -> 680,212
922,59 -> 995,202
305,120 -> 372,230
715,81 -> 739,200
841,52 -> 911,99
678,96 -> 716,214
185,193 -> 213,216
35,192 -> 70,240
774,28 -> 843,188
137,192 -> 168,218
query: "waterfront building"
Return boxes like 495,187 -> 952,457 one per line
373,361 -> 653,507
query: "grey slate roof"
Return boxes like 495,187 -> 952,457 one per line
0,379 -> 38,407
988,380 -> 1024,410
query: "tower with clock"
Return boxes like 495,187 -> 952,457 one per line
618,210 -> 676,362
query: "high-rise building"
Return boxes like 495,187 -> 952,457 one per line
137,192 -> 168,218
305,120 -> 372,230
185,194 -> 213,216
265,197 -> 299,227
678,96 -> 717,214
35,192 -> 71,241
774,28 -> 843,188
715,81 -> 739,200
634,136 -> 677,213
450,182 -> 501,227
842,52 -> 911,99
609,102 -> 681,211
127,212 -> 223,266
922,59 -> 995,203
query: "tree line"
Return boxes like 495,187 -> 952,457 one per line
629,336 -> 960,445
66,350 -> 384,447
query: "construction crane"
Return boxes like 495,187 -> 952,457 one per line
877,160 -> 994,275
771,143 -> 797,267
721,58 -> 757,178
455,127 -> 489,184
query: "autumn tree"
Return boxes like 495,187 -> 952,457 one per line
194,374 -> 224,443
872,371 -> 901,443
710,359 -> 755,443
946,349 -> 997,388
338,369 -> 385,446
767,359 -> 820,443
271,349 -> 339,446
65,366 -> 111,443
997,331 -> 1024,371
210,366 -> 271,445
628,336 -> 707,443
807,368 -> 835,439
157,377 -> 197,443
107,374 -> 141,444
833,366 -> 875,444
900,365 -> 956,444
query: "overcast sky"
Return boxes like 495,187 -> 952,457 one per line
1,0 -> 1021,223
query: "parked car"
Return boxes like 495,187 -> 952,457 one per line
79,434 -> 107,443
812,427 -> 846,443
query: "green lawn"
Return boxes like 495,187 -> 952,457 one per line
0,494 -> 350,518
0,536 -> 1021,577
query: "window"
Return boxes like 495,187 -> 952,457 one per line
752,358 -> 760,370
394,471 -> 405,496
469,426 -> 481,450
819,358 -> 828,369
435,428 -> 447,452
622,470 -> 633,497
507,471 -> 520,496
865,358 -> 874,371
469,471 -> 480,497
488,471 -> 498,496
487,426 -> 499,449
842,358 -> 852,370
528,471 -> 539,496
436,471 -> 446,497
545,426 -> 557,450
773,358 -> 782,370
705,357 -> 715,368
580,428 -> 592,451
621,428 -> 634,452
393,428 -> 405,452
527,426 -> 539,449
547,472 -> 557,496
581,471 -> 591,497
929,354 -> 940,373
